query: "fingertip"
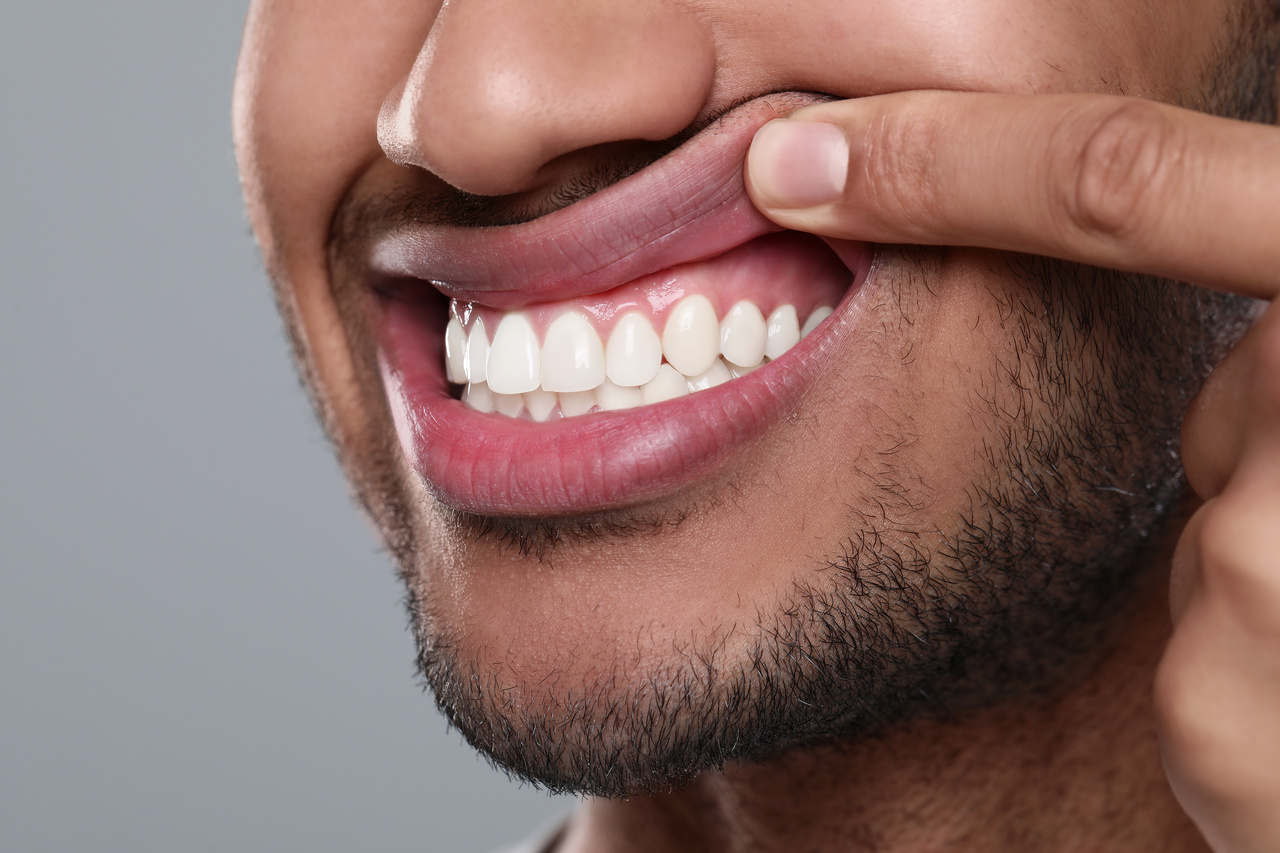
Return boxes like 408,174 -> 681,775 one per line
747,119 -> 849,210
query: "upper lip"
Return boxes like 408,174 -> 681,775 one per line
367,93 -> 829,309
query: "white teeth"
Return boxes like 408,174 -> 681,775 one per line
765,305 -> 801,360
464,317 -> 490,384
493,392 -> 525,418
463,381 -> 494,413
597,380 -> 643,411
541,311 -> 606,393
445,318 -> 468,384
457,300 -> 840,417
559,389 -> 598,418
685,358 -> 732,392
606,312 -> 662,387
727,361 -> 762,379
719,300 -> 768,368
801,306 -> 834,338
641,363 -> 690,405
487,313 -> 541,395
662,295 -> 720,377
523,388 -> 558,422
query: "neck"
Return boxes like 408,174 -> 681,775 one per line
561,557 -> 1208,852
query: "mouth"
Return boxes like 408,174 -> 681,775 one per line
366,94 -> 873,515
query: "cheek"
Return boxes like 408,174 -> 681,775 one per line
236,0 -> 443,449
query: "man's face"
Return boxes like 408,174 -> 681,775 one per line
235,0 -> 1268,796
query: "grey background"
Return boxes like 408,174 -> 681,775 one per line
1,3 -> 571,850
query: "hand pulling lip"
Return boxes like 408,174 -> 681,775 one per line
367,93 -> 828,309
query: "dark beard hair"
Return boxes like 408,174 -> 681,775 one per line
306,1 -> 1278,800
412,255 -> 1253,797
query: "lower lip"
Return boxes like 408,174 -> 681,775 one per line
374,237 -> 872,515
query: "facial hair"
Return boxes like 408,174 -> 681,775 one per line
301,4 -> 1277,799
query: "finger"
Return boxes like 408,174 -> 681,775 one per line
746,91 -> 1280,299
1167,503 -> 1204,625
1158,469 -> 1280,853
1181,309 -> 1263,499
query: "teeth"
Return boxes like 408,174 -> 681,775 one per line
606,312 -> 662,387
464,317 -> 490,384
493,392 -> 525,418
765,305 -> 800,360
487,313 -> 541,395
463,381 -> 494,413
541,311 -> 606,393
523,387 -> 558,422
719,300 -> 768,368
685,358 -> 732,392
662,295 -> 720,377
559,389 -> 598,418
801,306 -> 833,338
641,363 -> 691,405
597,380 -> 643,411
456,300 -> 836,418
445,318 -> 468,384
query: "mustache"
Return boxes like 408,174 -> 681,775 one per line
327,90 -> 833,249
338,140 -> 664,238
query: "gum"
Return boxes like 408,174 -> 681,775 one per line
450,232 -> 851,337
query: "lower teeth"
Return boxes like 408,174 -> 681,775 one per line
450,299 -> 835,420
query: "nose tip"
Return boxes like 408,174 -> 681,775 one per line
377,0 -> 716,197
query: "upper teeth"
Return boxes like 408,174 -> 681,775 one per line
448,296 -> 835,419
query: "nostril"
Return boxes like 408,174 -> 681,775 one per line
373,0 -> 717,198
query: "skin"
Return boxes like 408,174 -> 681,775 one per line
745,91 -> 1280,851
234,0 -> 1280,850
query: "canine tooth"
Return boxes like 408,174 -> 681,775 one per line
641,363 -> 690,405
493,392 -> 524,418
523,388 -> 558,421
559,390 -> 598,417
463,382 -> 494,413
606,312 -> 662,387
719,300 -> 767,368
765,304 -> 800,360
685,358 -> 732,392
662,295 -> 719,376
801,306 -> 834,338
445,318 -> 468,384
487,313 -> 541,395
541,312 -> 606,392
464,317 -> 490,384
597,380 -> 643,411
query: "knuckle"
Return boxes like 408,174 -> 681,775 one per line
1059,100 -> 1184,245
1195,495 -> 1280,611
1154,653 -> 1213,752
859,103 -> 944,233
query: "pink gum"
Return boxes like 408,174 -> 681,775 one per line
450,232 -> 851,338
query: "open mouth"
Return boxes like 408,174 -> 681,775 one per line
446,232 -> 850,419
366,93 -> 873,515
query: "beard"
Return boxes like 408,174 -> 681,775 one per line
296,2 -> 1279,800
408,253 -> 1253,797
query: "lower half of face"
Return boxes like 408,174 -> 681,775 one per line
332,243 -> 1253,796
240,0 -> 1276,800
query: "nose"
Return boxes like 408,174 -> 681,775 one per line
377,0 -> 716,196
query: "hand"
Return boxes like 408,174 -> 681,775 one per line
745,91 -> 1280,852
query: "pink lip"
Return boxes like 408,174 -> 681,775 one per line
369,94 -> 873,515
368,95 -> 836,308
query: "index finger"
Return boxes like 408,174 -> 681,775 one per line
746,91 -> 1280,300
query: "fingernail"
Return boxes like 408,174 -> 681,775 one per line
748,120 -> 849,209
